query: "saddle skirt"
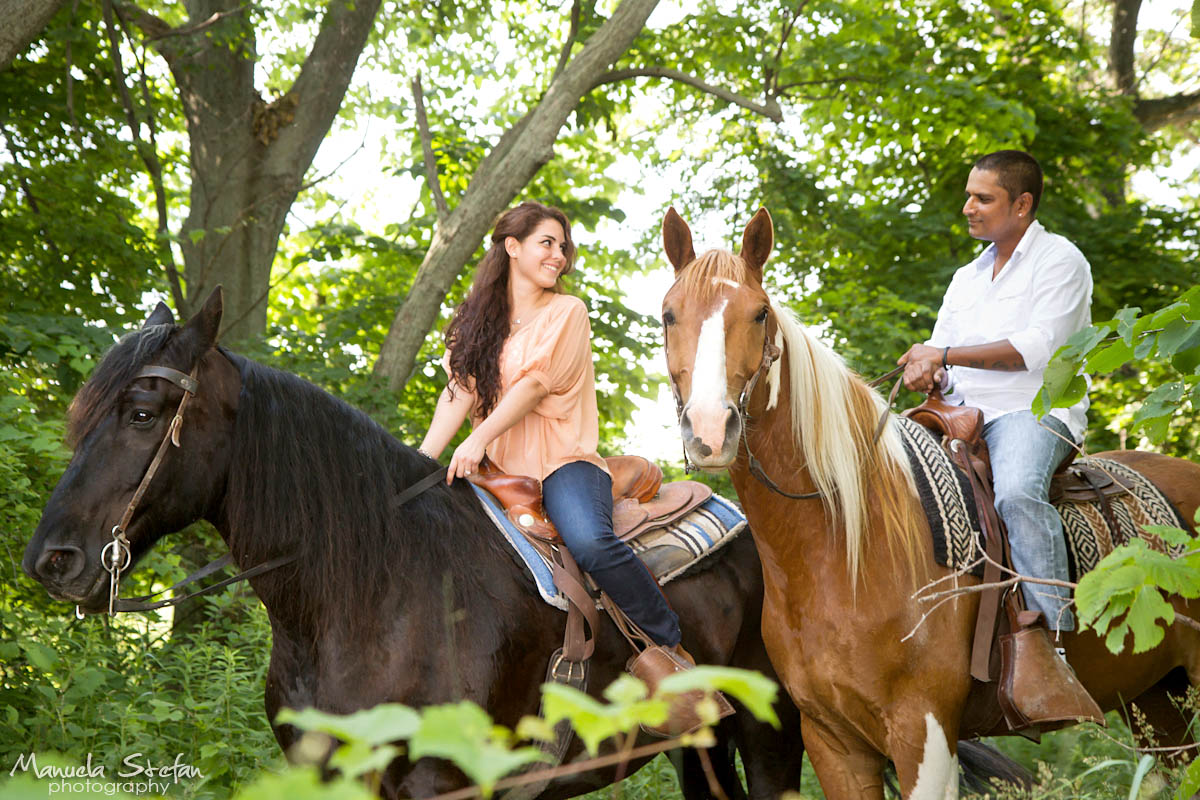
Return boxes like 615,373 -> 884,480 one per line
471,483 -> 748,611
895,416 -> 1190,580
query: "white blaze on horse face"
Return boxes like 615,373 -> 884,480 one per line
686,298 -> 733,456
909,713 -> 958,800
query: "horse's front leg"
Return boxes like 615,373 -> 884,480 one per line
800,716 -> 888,800
886,710 -> 961,800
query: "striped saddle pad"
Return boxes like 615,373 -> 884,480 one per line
894,416 -> 1188,581
472,485 -> 748,611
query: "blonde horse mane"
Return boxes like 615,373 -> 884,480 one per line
769,302 -> 924,579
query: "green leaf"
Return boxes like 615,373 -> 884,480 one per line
408,702 -> 548,797
1114,307 -> 1143,345
328,741 -> 400,780
19,640 -> 60,672
541,681 -> 666,755
1124,586 -> 1173,653
1156,318 -> 1200,358
1174,754 -> 1200,799
276,703 -> 420,747
1131,382 -> 1187,441
1086,338 -> 1134,373
1139,524 -> 1195,549
657,666 -> 780,726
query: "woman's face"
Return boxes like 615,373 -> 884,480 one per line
506,218 -> 568,290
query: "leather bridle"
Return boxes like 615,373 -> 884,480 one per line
82,361 -> 297,618
672,314 -> 907,502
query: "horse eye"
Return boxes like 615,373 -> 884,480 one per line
755,307 -> 768,324
662,311 -> 676,327
129,409 -> 155,427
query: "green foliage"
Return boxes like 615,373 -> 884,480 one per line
1036,288 -> 1200,450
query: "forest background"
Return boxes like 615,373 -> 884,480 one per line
2,0 -> 1199,797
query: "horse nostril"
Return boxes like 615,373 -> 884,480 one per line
34,546 -> 85,583
697,442 -> 713,457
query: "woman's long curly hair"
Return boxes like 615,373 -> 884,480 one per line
444,201 -> 577,418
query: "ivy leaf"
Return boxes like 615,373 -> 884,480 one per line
542,681 -> 667,755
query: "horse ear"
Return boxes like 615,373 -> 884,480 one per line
739,207 -> 774,280
179,286 -> 224,354
143,301 -> 175,329
662,206 -> 696,274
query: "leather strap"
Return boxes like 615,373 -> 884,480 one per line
393,466 -> 449,508
112,552 -> 299,613
1081,469 -> 1122,539
950,439 -> 1007,682
136,365 -> 200,394
550,546 -> 598,662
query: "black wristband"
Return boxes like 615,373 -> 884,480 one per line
942,346 -> 950,370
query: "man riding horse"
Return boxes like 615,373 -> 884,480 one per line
899,149 -> 1098,717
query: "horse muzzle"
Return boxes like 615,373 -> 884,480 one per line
680,402 -> 741,470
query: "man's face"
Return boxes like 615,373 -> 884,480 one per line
962,167 -> 1024,243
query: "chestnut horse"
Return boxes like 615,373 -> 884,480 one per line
22,290 -> 805,800
659,206 -> 1200,799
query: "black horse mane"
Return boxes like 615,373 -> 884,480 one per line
222,352 -> 517,634
67,323 -> 175,447
70,323 -> 521,636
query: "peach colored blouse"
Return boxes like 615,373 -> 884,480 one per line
448,293 -> 609,482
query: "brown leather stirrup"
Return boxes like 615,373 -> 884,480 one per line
998,609 -> 1105,729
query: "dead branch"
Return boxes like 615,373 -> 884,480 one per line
591,66 -> 782,122
412,73 -> 449,222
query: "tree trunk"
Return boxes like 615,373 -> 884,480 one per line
372,0 -> 662,389
0,0 -> 67,71
126,0 -> 381,342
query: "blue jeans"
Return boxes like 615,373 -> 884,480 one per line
983,411 -> 1076,631
542,461 -> 681,647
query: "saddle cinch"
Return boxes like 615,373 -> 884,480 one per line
904,390 -> 1107,735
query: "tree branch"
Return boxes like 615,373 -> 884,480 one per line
591,66 -> 782,122
110,0 -> 173,42
265,0 -> 381,175
767,0 -> 810,95
551,0 -> 583,83
141,4 -> 247,41
412,73 -> 448,222
1135,90 -> 1200,131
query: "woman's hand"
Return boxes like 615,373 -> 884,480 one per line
447,432 -> 488,484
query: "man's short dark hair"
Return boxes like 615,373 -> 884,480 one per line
974,150 -> 1043,214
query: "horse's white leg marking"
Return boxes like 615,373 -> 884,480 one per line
687,300 -> 730,450
909,712 -> 958,800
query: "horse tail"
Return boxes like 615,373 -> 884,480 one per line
956,740 -> 1032,794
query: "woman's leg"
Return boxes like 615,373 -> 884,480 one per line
542,460 -> 681,647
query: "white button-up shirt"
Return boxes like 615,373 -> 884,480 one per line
926,219 -> 1093,441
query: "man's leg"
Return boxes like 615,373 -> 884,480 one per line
983,410 -> 1076,632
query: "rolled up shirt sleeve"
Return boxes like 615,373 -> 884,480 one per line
1005,251 -> 1092,373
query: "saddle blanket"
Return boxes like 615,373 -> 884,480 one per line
472,485 -> 748,611
894,416 -> 1189,581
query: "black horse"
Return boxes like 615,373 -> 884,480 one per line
23,289 -> 805,799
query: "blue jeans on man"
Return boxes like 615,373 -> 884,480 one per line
983,410 -> 1075,631
542,460 -> 682,646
